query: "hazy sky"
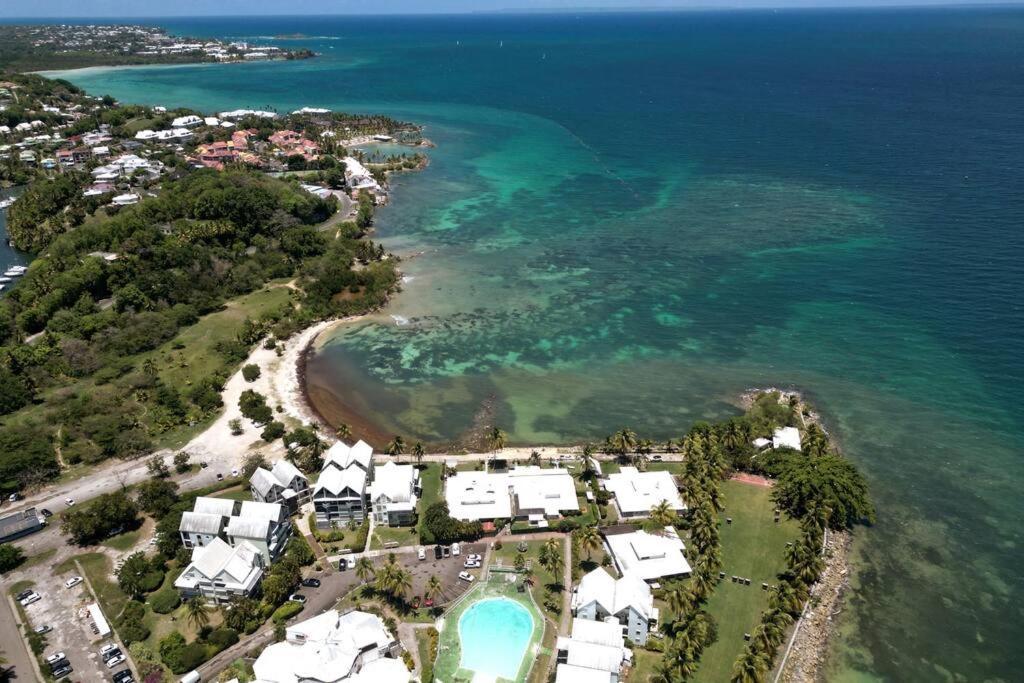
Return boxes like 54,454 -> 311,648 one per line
0,0 -> 1014,19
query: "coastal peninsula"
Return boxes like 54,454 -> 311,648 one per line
0,39 -> 871,683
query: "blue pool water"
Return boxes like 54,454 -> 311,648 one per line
458,597 -> 534,680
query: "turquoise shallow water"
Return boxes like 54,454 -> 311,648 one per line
458,597 -> 533,679
57,9 -> 1024,681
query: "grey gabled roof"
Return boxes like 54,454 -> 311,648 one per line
250,467 -> 281,498
179,511 -> 226,535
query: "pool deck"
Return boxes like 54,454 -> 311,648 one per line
433,574 -> 546,683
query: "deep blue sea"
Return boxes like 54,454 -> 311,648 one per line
55,9 -> 1024,681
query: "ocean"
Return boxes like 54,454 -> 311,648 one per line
54,8 -> 1024,681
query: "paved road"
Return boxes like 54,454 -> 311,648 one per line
0,596 -> 37,682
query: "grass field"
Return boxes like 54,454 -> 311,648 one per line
371,524 -> 420,549
102,528 -> 144,552
213,485 -> 255,502
690,480 -> 799,683
419,463 -> 443,509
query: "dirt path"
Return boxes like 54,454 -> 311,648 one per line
731,472 -> 774,488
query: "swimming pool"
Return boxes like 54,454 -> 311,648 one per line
458,597 -> 534,680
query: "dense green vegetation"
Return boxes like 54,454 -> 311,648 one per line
0,167 -> 398,493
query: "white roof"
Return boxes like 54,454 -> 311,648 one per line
193,496 -> 237,517
605,528 -> 691,582
368,462 -> 418,505
555,638 -> 624,673
323,440 -> 374,472
253,610 -> 402,683
574,568 -> 653,620
172,114 -> 202,127
446,467 -> 578,521
87,602 -> 111,637
555,664 -> 613,683
272,459 -> 306,486
569,618 -> 625,648
315,465 -> 368,497
179,511 -> 224,535
773,426 -> 802,451
226,515 -> 272,540
239,500 -> 284,522
251,467 -> 282,497
175,538 -> 263,591
604,467 -> 685,516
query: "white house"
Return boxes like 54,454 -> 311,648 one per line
604,527 -> 691,583
772,426 -> 802,451
250,459 -> 311,510
368,461 -> 420,527
573,568 -> 656,645
173,537 -> 264,604
179,497 -> 291,564
252,609 -> 407,683
111,193 -> 139,206
603,467 -> 685,519
313,441 -> 375,529
172,114 -> 203,128
446,466 -> 579,524
554,619 -> 631,683
343,156 -> 381,193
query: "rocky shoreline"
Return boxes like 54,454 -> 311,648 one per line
780,530 -> 853,682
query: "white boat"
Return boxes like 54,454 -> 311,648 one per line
0,277 -> 10,283
0,198 -> 13,209
3,270 -> 23,278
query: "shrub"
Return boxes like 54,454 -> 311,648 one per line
138,570 -> 165,593
261,421 -> 285,442
241,364 -> 261,382
272,601 -> 303,623
149,588 -> 181,614
178,642 -> 210,673
206,628 -> 239,651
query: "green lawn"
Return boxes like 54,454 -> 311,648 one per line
103,528 -> 144,552
56,552 -> 132,618
419,463 -> 443,509
492,539 -> 564,624
627,649 -> 663,682
213,485 -> 255,502
371,524 -> 420,549
690,480 -> 799,683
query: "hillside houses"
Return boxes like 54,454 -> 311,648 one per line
173,537 -> 265,604
368,461 -> 420,527
178,496 -> 291,563
313,440 -> 375,529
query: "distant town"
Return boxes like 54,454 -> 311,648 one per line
0,24 -> 315,71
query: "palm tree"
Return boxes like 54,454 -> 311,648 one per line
664,586 -> 691,621
391,568 -> 413,601
540,538 -> 563,578
576,526 -> 601,560
413,441 -> 425,466
386,435 -> 406,461
185,596 -> 211,631
607,427 -> 638,457
425,574 -> 443,603
336,423 -> 353,441
730,648 -> 771,683
355,556 -> 375,583
649,500 -> 677,530
489,426 -> 508,453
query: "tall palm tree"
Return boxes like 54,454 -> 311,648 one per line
425,574 -> 443,602
392,568 -> 413,601
649,500 -> 677,530
541,538 -> 563,578
386,436 -> 406,461
664,586 -> 691,621
413,441 -> 425,466
185,596 -> 211,631
336,423 -> 353,441
576,526 -> 601,560
489,426 -> 507,453
607,427 -> 638,457
355,556 -> 375,583
730,648 -> 771,683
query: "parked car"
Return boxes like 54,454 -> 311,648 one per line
467,553 -> 482,562
102,648 -> 122,662
20,592 -> 41,606
424,597 -> 434,607
15,588 -> 33,601
7,492 -> 20,502
45,652 -> 66,665
442,546 -> 451,558
301,578 -> 321,588
458,571 -> 475,583
288,593 -> 306,604
451,542 -> 461,556
216,473 -> 224,481
100,643 -> 119,656
464,559 -> 481,569
106,654 -> 126,668
52,664 -> 72,677
434,545 -> 443,560
231,468 -> 239,477
64,576 -> 83,589
40,508 -> 53,518
112,669 -> 134,683
652,454 -> 663,461
64,498 -> 74,506
33,624 -> 52,634
417,547 -> 426,560
200,461 -> 208,468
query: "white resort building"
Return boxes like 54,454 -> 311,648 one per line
368,461 -> 420,527
445,466 -> 579,525
604,527 -> 692,582
555,618 -> 631,683
572,568 -> 657,645
753,426 -> 802,451
250,459 -> 311,510
602,467 -> 686,519
313,440 -> 375,529
252,609 -> 408,683
178,497 -> 291,563
173,537 -> 264,604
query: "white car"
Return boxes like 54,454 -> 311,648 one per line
64,576 -> 83,589
33,625 -> 52,634
417,547 -> 426,561
64,498 -> 74,506
231,468 -> 239,477
464,559 -> 481,569
100,643 -> 119,656
458,571 -> 475,583
451,543 -> 461,556
106,654 -> 127,668
45,652 -> 66,665
467,553 -> 482,562
20,592 -> 41,606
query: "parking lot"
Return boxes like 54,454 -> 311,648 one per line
16,578 -> 127,682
